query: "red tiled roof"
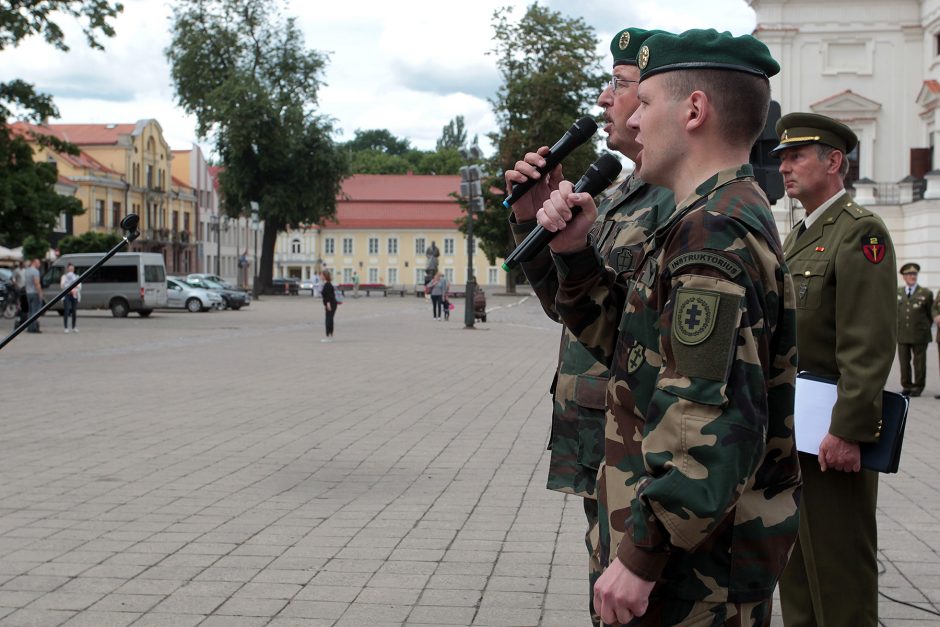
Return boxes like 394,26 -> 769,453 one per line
40,123 -> 137,145
327,174 -> 463,230
9,122 -> 120,174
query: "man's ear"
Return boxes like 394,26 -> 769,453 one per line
686,90 -> 709,132
828,150 -> 845,176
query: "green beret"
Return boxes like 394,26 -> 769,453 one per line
610,28 -> 663,67
637,29 -> 780,80
771,112 -> 858,155
900,262 -> 920,274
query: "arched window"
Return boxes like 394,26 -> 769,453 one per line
291,239 -> 301,254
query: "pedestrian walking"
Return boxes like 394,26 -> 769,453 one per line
429,272 -> 448,320
320,269 -> 337,342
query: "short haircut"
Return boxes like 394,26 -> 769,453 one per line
662,69 -> 770,147
815,144 -> 851,178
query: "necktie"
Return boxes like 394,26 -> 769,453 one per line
796,222 -> 806,239
908,288 -> 914,298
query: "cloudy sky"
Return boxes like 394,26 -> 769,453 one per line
1,0 -> 756,155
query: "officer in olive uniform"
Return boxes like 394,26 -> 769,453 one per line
897,262 -> 933,396
775,113 -> 897,627
504,28 -> 673,627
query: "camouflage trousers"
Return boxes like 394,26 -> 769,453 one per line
604,597 -> 772,627
584,498 -> 602,627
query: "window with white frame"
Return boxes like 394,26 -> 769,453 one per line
291,238 -> 301,254
343,267 -> 353,282
95,199 -> 105,226
443,238 -> 454,255
415,268 -> 424,285
444,268 -> 454,283
388,268 -> 398,285
488,268 -> 499,285
368,267 -> 379,283
342,237 -> 353,255
387,237 -> 398,255
324,237 -> 335,255
368,237 -> 379,255
415,237 -> 426,255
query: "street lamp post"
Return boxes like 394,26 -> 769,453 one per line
250,202 -> 260,298
459,144 -> 484,329
209,213 -> 221,276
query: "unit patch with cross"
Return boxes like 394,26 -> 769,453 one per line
670,282 -> 745,382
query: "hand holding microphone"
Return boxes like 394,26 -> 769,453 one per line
502,116 -> 598,213
502,153 -> 622,271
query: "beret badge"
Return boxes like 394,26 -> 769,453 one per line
619,31 -> 631,50
638,45 -> 650,70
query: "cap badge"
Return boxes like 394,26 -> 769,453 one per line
638,45 -> 650,70
619,32 -> 630,50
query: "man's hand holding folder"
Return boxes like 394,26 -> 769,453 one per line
794,372 -> 909,474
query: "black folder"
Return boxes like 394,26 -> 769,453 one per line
796,372 -> 909,474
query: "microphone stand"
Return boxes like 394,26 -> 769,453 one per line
0,214 -> 141,352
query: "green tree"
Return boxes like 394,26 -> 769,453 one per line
166,0 -> 347,290
344,129 -> 412,155
0,1 -> 122,248
436,116 -> 469,151
21,234 -> 48,262
58,231 -> 122,254
471,3 -> 605,292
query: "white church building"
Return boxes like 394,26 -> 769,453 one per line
750,0 -> 940,286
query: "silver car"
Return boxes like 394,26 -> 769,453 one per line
165,277 -> 223,312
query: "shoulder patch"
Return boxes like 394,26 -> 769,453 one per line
674,289 -> 719,346
861,235 -> 887,264
667,251 -> 743,279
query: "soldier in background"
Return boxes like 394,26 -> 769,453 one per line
896,262 -> 933,396
933,296 -> 940,399
537,29 -> 800,626
504,27 -> 673,626
774,112 -> 896,627
898,263 -> 933,396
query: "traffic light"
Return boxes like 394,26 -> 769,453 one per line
750,100 -> 785,203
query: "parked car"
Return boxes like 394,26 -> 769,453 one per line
185,275 -> 250,310
270,277 -> 300,295
41,252 -> 167,317
164,277 -> 223,312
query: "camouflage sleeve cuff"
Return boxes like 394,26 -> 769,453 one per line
508,212 -> 538,245
616,541 -> 670,583
551,244 -> 603,281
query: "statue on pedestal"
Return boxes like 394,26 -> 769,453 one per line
424,241 -> 440,284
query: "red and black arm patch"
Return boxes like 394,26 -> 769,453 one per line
861,235 -> 887,264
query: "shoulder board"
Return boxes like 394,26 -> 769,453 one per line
840,196 -> 873,220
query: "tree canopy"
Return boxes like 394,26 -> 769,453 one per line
167,0 -> 347,288
341,120 -> 469,175
471,3 -> 605,290
0,1 -> 122,249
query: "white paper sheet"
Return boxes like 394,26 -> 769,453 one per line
793,375 -> 838,455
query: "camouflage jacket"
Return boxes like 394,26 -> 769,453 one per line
554,165 -> 801,602
510,176 -> 674,498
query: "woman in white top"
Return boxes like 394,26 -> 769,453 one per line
60,263 -> 80,332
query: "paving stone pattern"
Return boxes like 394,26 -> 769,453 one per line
0,295 -> 937,626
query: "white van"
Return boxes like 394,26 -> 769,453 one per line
41,252 -> 168,317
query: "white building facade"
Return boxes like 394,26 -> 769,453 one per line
750,0 -> 940,285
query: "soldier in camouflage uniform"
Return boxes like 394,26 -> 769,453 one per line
535,30 -> 800,626
504,28 -> 673,625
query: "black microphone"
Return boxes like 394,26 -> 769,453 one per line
502,116 -> 599,208
502,153 -> 623,271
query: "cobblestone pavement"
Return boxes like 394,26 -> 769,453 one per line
0,293 -> 937,626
